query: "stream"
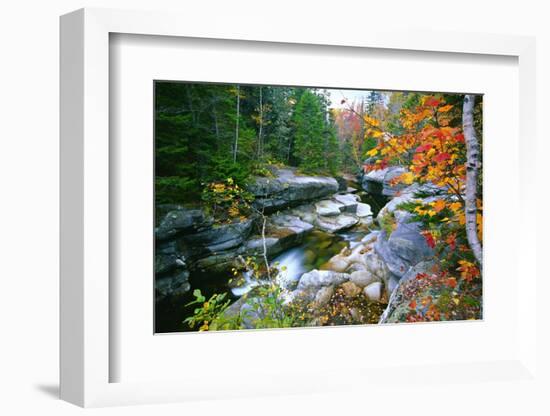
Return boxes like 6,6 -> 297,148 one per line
155,188 -> 389,332
229,190 -> 387,298
231,230 -> 351,297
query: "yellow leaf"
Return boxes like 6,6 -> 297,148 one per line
449,202 -> 462,213
399,172 -> 415,185
370,130 -> 384,138
366,148 -> 378,157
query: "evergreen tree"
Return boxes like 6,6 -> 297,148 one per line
292,90 -> 326,173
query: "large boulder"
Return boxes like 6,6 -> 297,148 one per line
376,182 -> 446,223
296,269 -> 350,290
379,261 -> 436,323
155,269 -> 190,299
363,282 -> 383,302
291,269 -> 351,304
155,240 -> 191,299
248,168 -> 339,213
361,166 -> 408,197
374,212 -> 434,280
349,270 -> 379,288
182,217 -> 256,255
156,206 -> 212,241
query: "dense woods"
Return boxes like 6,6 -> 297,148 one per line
155,83 -> 341,206
155,82 -> 483,332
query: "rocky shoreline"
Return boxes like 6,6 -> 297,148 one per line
156,166 -> 449,327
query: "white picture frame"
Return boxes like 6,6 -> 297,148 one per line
60,7 -> 540,408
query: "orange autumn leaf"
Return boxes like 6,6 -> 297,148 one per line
445,277 -> 457,288
457,260 -> 480,282
437,104 -> 453,113
433,199 -> 446,213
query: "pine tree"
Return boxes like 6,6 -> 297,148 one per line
292,90 -> 326,173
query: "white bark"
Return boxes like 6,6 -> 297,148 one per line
463,94 -> 483,269
233,86 -> 240,163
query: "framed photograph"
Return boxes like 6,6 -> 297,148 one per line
60,7 -> 540,408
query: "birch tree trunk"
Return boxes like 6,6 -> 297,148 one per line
462,94 -> 483,269
233,86 -> 240,163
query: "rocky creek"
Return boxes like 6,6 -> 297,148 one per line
155,166 -> 444,332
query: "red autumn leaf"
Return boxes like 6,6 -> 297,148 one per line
424,97 -> 441,107
416,272 -> 428,280
422,231 -> 436,249
432,130 -> 445,139
415,143 -> 432,153
433,152 -> 451,163
454,133 -> 465,143
409,300 -> 417,309
446,233 -> 457,250
446,277 -> 457,288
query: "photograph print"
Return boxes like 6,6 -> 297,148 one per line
154,82 -> 483,333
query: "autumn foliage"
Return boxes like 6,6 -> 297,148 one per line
354,94 -> 482,319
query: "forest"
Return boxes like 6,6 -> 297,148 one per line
154,81 -> 483,332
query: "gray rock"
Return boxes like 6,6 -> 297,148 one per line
361,166 -> 408,197
315,200 -> 345,216
220,289 -> 268,329
183,217 -> 255,253
400,260 -> 437,283
296,269 -> 350,291
363,251 -> 391,284
156,206 -> 211,241
358,216 -> 374,228
376,182 -> 448,223
291,270 -> 351,304
356,202 -> 373,217
363,282 -> 383,302
346,262 -> 368,273
335,176 -> 348,192
379,261 -> 436,323
155,252 -> 186,275
288,204 -> 318,225
349,270 -> 379,287
374,212 -> 434,279
341,281 -> 363,298
155,269 -> 190,299
314,285 -> 335,306
315,214 -> 358,233
248,168 -> 339,213
193,251 -> 241,273
333,194 -> 360,213
245,214 -> 314,258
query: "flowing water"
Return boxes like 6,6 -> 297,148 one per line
231,230 -> 360,296
157,188 -> 389,332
